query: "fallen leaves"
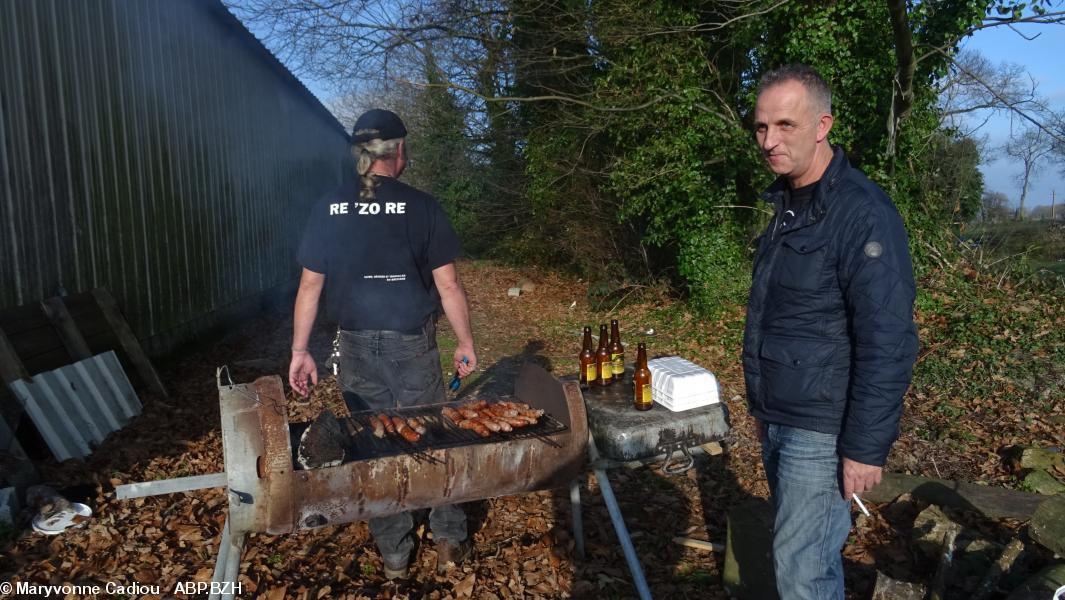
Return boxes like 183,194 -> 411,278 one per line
453,573 -> 476,597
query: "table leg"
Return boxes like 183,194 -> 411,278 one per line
587,434 -> 653,600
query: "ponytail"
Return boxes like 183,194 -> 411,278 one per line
352,138 -> 403,201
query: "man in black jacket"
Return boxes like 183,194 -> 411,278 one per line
743,64 -> 918,600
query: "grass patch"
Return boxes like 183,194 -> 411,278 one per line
964,220 -> 1065,277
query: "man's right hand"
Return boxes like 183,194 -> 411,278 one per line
289,351 -> 318,397
755,418 -> 767,443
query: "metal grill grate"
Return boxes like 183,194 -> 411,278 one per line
290,400 -> 568,468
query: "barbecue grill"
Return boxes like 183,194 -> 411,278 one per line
222,362 -> 587,536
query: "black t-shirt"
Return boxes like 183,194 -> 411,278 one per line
780,180 -> 819,229
297,177 -> 462,331
785,180 -> 818,213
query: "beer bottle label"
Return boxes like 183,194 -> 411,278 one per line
586,364 -> 597,382
640,383 -> 651,403
611,353 -> 624,375
599,360 -> 612,381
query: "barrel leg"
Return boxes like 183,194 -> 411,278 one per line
209,515 -> 247,600
569,476 -> 585,560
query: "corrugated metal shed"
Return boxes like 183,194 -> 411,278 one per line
8,351 -> 140,461
0,0 -> 351,354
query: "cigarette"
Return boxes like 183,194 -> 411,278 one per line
852,493 -> 872,517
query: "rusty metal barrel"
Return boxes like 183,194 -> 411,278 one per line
219,363 -> 588,535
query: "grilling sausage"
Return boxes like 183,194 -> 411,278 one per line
441,406 -> 460,424
391,416 -> 421,443
502,416 -> 533,428
408,417 -> 428,435
498,401 -> 544,418
477,415 -> 512,432
442,402 -> 541,437
456,418 -> 490,437
483,405 -> 518,419
367,415 -> 386,438
379,413 -> 396,434
476,416 -> 502,433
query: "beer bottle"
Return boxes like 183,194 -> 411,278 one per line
609,319 -> 625,381
596,324 -> 613,386
579,326 -> 596,389
633,342 -> 652,411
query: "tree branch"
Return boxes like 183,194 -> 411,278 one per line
936,48 -> 1065,145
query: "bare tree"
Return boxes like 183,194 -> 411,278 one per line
979,190 -> 1011,222
1002,126 -> 1054,219
937,50 -> 1045,131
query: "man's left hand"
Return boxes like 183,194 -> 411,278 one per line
454,345 -> 477,377
841,457 -> 882,500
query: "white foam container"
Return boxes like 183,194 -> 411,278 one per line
647,356 -> 719,412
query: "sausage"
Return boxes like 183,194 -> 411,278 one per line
391,416 -> 421,443
408,417 -> 428,435
441,406 -> 460,424
455,407 -> 481,419
484,405 -> 519,419
466,399 -> 488,410
367,415 -> 386,438
517,408 -> 545,419
476,416 -> 502,433
379,413 -> 396,434
457,419 -> 490,437
502,416 -> 533,428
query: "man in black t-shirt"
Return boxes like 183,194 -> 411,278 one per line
289,109 -> 477,579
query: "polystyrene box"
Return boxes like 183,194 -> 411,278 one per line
647,356 -> 720,411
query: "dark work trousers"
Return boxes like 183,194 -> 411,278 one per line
338,319 -> 467,569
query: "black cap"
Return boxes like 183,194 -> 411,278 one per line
351,109 -> 407,143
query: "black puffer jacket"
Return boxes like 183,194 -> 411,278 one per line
743,146 -> 919,466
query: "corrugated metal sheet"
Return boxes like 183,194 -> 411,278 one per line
8,350 -> 140,461
0,0 -> 350,345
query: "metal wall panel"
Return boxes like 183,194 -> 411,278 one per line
0,0 -> 350,345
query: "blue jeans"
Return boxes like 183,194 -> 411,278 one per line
761,423 -> 851,600
338,320 -> 467,568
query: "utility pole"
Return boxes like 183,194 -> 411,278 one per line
1052,190 -> 1056,220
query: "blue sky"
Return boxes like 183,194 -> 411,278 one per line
963,22 -> 1065,209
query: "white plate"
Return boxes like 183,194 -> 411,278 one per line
32,502 -> 92,535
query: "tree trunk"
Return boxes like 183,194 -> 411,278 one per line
885,0 -> 916,161
1017,163 -> 1032,220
